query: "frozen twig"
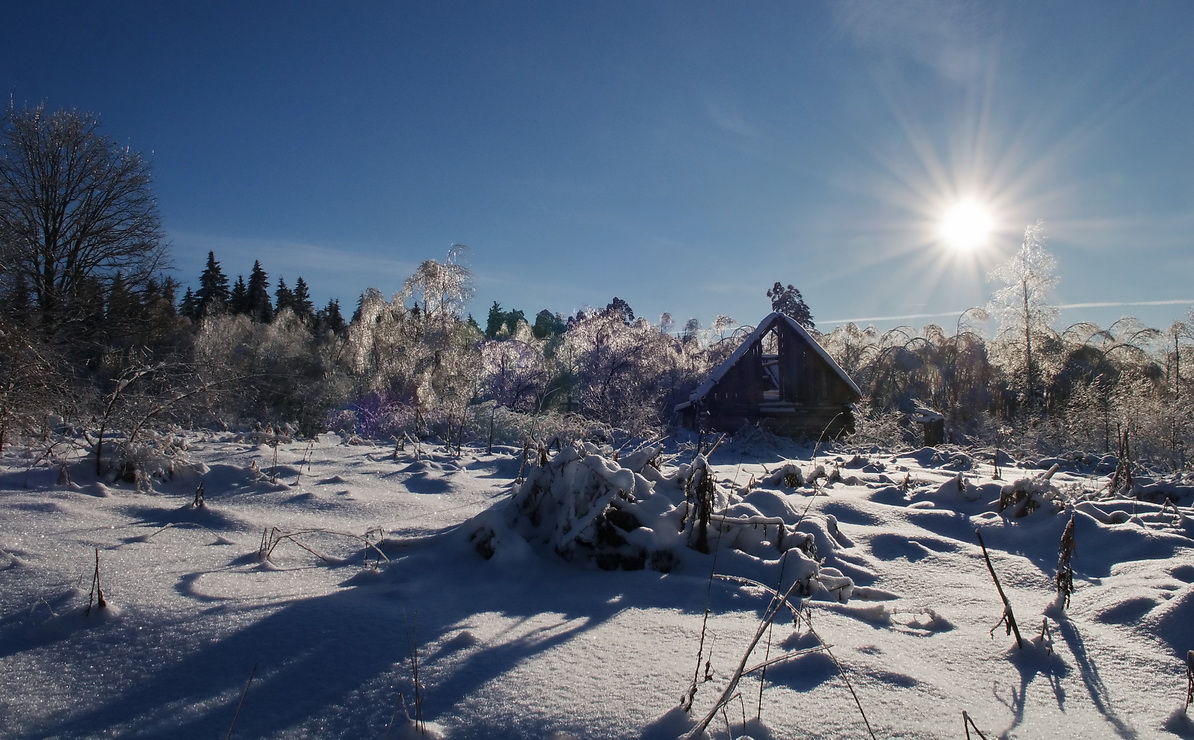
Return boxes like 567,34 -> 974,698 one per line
1185,650 -> 1193,713
976,529 -> 1024,649
85,548 -> 107,615
226,663 -> 257,740
1055,511 -> 1076,609
962,710 -> 989,739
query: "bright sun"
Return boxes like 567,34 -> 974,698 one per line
940,201 -> 993,250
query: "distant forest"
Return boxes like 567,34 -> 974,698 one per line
3,105 -> 1192,474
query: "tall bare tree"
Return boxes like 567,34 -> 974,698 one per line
0,104 -> 167,338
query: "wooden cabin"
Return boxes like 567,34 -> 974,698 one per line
676,312 -> 862,438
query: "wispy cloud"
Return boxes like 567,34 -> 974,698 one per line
1055,299 -> 1193,310
824,299 -> 1193,327
703,97 -> 760,140
829,0 -> 990,84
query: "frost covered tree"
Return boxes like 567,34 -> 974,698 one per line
193,310 -> 350,434
988,222 -> 1059,411
557,310 -> 680,433
0,104 -> 167,338
403,244 -> 474,330
341,255 -> 482,439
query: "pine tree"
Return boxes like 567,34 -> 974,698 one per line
229,276 -> 248,315
105,272 -> 140,344
4,275 -> 32,325
72,275 -> 107,342
767,282 -> 815,330
275,276 -> 295,316
179,287 -> 198,320
246,260 -> 273,323
532,309 -> 565,339
315,298 -> 346,336
485,301 -> 505,338
605,297 -> 635,324
292,277 -> 314,322
505,309 -> 526,336
195,251 -> 230,318
144,277 -> 181,346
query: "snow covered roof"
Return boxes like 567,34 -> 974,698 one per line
688,312 -> 862,403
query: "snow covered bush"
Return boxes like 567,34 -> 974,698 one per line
467,442 -> 854,601
849,400 -> 908,449
466,403 -> 611,449
997,464 -> 1067,517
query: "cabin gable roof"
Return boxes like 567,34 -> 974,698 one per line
686,312 -> 862,405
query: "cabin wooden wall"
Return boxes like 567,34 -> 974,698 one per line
692,322 -> 859,438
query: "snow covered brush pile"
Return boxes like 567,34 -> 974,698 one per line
466,442 -> 854,601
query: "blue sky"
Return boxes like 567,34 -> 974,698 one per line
5,1 -> 1193,333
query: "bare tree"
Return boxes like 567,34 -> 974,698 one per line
0,318 -> 67,453
0,104 -> 167,338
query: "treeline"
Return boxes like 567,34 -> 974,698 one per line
0,241 -> 739,455
823,313 -> 1192,467
3,103 -> 1193,474
4,233 -> 1191,473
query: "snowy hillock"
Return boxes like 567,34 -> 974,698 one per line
466,443 -> 854,601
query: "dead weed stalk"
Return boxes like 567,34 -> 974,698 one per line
976,529 -> 1024,649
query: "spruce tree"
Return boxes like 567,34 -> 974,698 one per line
195,251 -> 230,318
275,276 -> 295,316
180,287 -> 198,320
230,276 -> 248,315
105,272 -> 140,344
315,298 -> 346,336
292,277 -> 314,322
246,260 -> 273,323
485,301 -> 505,338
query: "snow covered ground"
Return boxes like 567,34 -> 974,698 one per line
2,431 -> 1193,739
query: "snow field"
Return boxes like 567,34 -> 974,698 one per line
1,433 -> 1192,738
